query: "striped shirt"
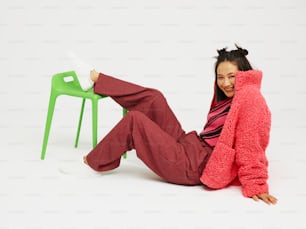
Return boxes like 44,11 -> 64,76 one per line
200,98 -> 232,147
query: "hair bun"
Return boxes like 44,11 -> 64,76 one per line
217,48 -> 228,56
235,44 -> 248,56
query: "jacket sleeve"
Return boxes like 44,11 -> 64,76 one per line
234,89 -> 271,197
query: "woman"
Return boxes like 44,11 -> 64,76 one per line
82,45 -> 278,205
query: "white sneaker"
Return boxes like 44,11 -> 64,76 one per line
67,51 -> 94,91
58,159 -> 102,178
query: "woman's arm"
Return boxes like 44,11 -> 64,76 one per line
234,90 -> 277,204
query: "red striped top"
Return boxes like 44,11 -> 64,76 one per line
200,98 -> 232,147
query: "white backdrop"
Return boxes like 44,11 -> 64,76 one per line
1,0 -> 306,228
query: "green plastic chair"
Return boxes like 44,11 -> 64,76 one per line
41,71 -> 127,160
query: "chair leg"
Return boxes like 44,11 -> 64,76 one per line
41,94 -> 57,160
92,99 -> 98,148
75,98 -> 86,148
123,108 -> 128,116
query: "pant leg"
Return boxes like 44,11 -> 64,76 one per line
93,73 -> 185,140
86,111 -> 208,185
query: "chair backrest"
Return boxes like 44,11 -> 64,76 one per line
51,71 -> 81,90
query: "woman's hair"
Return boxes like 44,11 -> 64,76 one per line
214,44 -> 253,101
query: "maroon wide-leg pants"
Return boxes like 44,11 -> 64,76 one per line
86,73 -> 212,185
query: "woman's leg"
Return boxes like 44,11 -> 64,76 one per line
91,70 -> 185,141
85,111 -> 200,185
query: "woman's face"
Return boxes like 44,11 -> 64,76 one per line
216,61 -> 239,98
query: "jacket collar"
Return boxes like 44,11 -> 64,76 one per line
234,70 -> 262,91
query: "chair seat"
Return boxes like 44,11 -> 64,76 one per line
51,72 -> 106,100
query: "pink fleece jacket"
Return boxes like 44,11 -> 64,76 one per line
200,70 -> 271,198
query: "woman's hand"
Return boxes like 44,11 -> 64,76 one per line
252,193 -> 278,205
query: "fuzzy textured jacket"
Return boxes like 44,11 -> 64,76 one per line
200,70 -> 271,197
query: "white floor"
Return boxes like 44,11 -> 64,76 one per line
1,125 -> 305,229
